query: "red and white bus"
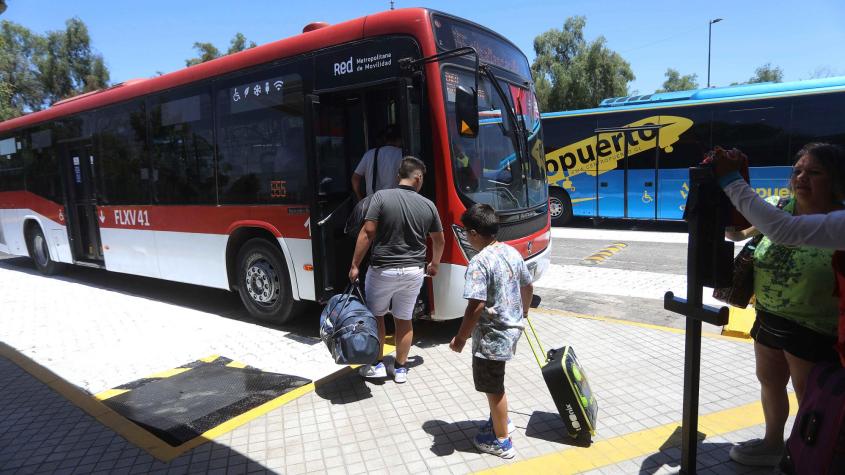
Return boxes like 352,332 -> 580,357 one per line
0,8 -> 551,322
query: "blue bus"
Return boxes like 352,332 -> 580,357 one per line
541,77 -> 845,225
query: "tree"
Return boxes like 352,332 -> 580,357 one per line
656,68 -> 698,93
227,32 -> 256,55
185,33 -> 256,66
37,18 -> 109,104
0,20 -> 45,119
531,17 -> 634,111
747,62 -> 783,84
185,42 -> 221,67
809,66 -> 836,79
0,18 -> 109,120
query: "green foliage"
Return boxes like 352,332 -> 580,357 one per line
0,20 -> 45,119
228,32 -> 256,55
748,62 -> 783,84
185,42 -> 220,67
37,18 -> 109,104
531,16 -> 634,112
731,63 -> 784,86
185,33 -> 256,66
0,18 -> 109,121
656,68 -> 699,93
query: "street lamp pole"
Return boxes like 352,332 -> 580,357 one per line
707,18 -> 723,88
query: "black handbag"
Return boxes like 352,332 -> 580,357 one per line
712,234 -> 764,308
712,197 -> 789,308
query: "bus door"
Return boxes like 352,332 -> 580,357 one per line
624,125 -> 660,219
307,80 -> 414,301
61,139 -> 104,263
594,130 -> 624,218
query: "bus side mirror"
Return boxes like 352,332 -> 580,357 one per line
456,86 -> 479,138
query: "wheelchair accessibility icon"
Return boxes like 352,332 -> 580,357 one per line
641,190 -> 654,203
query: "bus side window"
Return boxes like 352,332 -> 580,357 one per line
215,70 -> 306,205
96,101 -> 150,205
148,87 -> 215,205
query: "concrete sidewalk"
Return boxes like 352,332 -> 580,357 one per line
1,301 -> 791,474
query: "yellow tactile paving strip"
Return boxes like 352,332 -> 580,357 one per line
478,393 -> 798,475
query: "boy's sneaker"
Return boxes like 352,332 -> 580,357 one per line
473,432 -> 515,459
394,366 -> 408,383
359,362 -> 387,379
479,417 -> 516,435
728,439 -> 783,467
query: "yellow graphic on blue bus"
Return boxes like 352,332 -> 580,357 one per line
545,115 -> 694,191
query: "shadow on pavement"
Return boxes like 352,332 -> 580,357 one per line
0,255 -> 321,337
524,411 -> 592,448
561,217 -> 688,233
413,319 -> 461,348
314,370 -> 373,404
422,419 -> 484,456
637,441 -> 750,474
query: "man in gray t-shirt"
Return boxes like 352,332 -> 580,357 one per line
349,157 -> 445,383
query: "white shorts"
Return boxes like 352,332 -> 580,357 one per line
365,266 -> 425,320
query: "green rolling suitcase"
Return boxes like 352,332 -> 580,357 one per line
525,317 -> 598,441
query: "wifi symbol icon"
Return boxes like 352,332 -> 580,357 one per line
273,80 -> 284,91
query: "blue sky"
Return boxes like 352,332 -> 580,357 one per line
5,0 -> 845,101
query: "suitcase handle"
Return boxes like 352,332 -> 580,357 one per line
523,316 -> 548,369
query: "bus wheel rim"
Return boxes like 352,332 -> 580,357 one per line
549,198 -> 563,218
33,234 -> 49,267
245,258 -> 279,305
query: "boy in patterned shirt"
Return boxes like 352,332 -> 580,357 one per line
449,204 -> 534,458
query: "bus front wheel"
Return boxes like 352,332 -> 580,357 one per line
236,238 -> 299,324
549,187 -> 573,226
26,224 -> 64,275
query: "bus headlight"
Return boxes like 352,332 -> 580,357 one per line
451,224 -> 479,263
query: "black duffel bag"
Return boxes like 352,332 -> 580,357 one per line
319,282 -> 379,365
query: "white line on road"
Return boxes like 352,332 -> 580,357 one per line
535,263 -> 725,307
551,227 -> 689,243
551,227 -> 750,248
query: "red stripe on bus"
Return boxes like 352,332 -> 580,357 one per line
0,192 -> 311,240
99,205 -> 311,239
0,191 -> 65,224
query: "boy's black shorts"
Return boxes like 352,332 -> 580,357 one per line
473,356 -> 506,394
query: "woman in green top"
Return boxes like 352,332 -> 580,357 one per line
727,143 -> 844,467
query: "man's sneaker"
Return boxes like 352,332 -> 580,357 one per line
729,439 -> 783,467
359,362 -> 387,379
394,366 -> 408,383
479,417 -> 516,435
473,432 -> 515,459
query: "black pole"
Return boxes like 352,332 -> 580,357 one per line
707,22 -> 712,88
681,209 -> 704,474
664,166 -> 732,475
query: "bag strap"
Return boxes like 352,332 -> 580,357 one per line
326,281 -> 363,318
522,315 -> 548,369
369,147 -> 381,195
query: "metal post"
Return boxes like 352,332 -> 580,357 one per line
707,18 -> 723,88
707,23 -> 712,88
681,211 -> 703,474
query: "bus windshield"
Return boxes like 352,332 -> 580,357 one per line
444,68 -> 547,211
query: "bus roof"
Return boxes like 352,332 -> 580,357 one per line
541,76 -> 845,119
0,8 -> 435,134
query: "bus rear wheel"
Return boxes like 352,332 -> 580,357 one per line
549,187 -> 573,226
26,225 -> 64,275
236,238 -> 299,324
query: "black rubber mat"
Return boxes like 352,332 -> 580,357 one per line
102,362 -> 310,446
